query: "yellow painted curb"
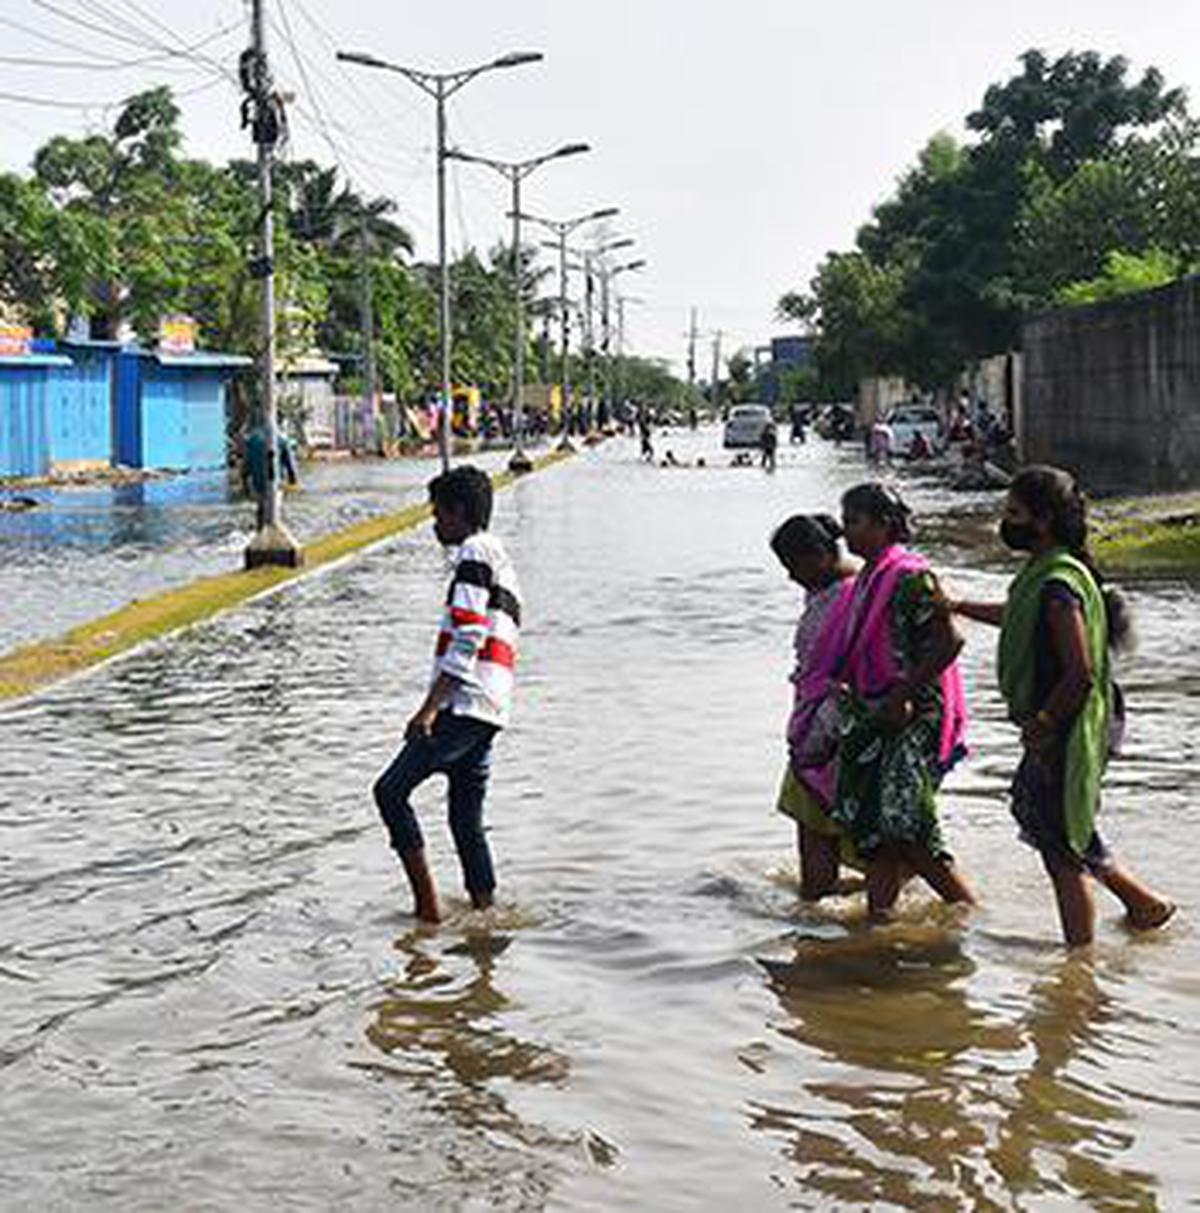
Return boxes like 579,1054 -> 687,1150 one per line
0,449 -> 572,703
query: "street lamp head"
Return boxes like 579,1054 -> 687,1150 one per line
552,142 -> 590,160
619,259 -> 647,273
601,237 -> 636,253
336,50 -> 386,69
493,51 -> 544,68
589,207 -> 620,222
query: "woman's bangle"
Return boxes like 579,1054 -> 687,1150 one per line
1035,709 -> 1056,731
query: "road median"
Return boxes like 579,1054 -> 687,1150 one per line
0,450 -> 570,703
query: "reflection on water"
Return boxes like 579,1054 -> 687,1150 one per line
0,433 -> 1195,1210
757,922 -> 1162,1211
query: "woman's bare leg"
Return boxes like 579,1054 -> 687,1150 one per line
1044,855 -> 1095,947
1096,865 -> 1176,929
798,824 -> 840,901
900,846 -> 978,907
866,849 -> 907,919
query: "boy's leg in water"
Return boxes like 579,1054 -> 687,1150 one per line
1096,864 -> 1176,929
1043,853 -> 1096,947
446,725 -> 498,909
798,823 -> 839,901
374,736 -> 441,922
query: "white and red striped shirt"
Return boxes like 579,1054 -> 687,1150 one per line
432,531 -> 521,728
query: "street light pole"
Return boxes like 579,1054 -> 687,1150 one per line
446,143 -> 589,472
601,259 -> 646,426
337,49 -> 544,473
516,206 -> 619,451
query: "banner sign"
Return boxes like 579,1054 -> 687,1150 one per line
159,315 -> 197,355
0,323 -> 33,357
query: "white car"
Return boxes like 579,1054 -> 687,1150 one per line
887,405 -> 944,456
723,404 -> 773,449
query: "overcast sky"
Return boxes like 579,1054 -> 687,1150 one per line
3,0 -> 1199,373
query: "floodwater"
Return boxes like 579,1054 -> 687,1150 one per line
0,450 -> 511,653
1,433 -> 1196,1211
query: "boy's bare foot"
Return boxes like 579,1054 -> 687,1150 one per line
1127,900 -> 1177,931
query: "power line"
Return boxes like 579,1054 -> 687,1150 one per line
0,75 -> 227,111
0,18 -> 245,72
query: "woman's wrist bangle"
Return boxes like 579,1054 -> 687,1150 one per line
1035,709 -> 1056,731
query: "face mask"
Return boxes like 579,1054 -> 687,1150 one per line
1000,519 -> 1036,551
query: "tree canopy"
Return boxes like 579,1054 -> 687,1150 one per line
782,50 -> 1200,394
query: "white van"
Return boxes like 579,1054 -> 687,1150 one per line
723,404 -> 773,449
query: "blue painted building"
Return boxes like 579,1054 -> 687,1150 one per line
49,342 -> 115,470
114,348 -> 252,471
0,351 -> 72,478
2,339 -> 252,479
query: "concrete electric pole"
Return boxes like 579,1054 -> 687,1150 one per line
242,0 -> 301,569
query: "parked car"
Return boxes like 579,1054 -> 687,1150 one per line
887,404 -> 944,456
723,404 -> 773,449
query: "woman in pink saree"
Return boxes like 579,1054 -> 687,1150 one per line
829,484 -> 978,918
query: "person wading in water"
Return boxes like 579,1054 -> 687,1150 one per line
829,484 -> 978,919
373,466 -> 521,923
951,465 -> 1175,946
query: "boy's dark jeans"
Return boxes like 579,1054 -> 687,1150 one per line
373,713 -> 499,897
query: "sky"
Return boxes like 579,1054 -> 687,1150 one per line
3,0 -> 1200,374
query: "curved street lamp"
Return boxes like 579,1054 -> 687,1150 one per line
513,206 -> 620,448
445,142 -> 590,471
337,48 -> 545,470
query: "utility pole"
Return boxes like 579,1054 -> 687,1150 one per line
358,209 -> 377,452
711,329 -> 724,419
583,253 -> 596,432
557,228 -> 570,442
600,268 -> 612,427
687,307 -> 698,390
616,295 -> 627,413
242,0 -> 301,569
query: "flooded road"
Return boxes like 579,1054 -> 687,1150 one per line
1,433 -> 1196,1210
0,450 -> 511,653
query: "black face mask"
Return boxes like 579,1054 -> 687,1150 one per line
1000,519 -> 1036,551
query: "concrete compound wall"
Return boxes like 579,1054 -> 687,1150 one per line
1022,278 -> 1200,493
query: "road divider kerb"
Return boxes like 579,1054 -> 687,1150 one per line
0,449 -> 572,703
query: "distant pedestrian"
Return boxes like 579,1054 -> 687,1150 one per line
789,405 -> 807,445
244,423 -> 299,528
638,408 -> 655,462
760,422 -> 778,472
868,419 -> 894,466
950,466 -> 1175,946
373,466 -> 521,923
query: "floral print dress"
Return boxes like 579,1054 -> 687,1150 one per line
829,571 -> 952,858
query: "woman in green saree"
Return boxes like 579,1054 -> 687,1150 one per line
953,466 -> 1175,947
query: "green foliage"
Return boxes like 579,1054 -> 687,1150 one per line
3,85 -> 671,408
1054,248 -> 1182,306
782,50 -> 1197,394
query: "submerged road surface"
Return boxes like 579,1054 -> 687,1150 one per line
1,433 -> 1197,1211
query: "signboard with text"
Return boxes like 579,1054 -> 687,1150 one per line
0,323 -> 33,357
158,315 -> 197,355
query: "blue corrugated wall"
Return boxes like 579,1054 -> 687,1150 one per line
140,365 -> 229,471
0,366 -> 51,478
48,352 -> 111,466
